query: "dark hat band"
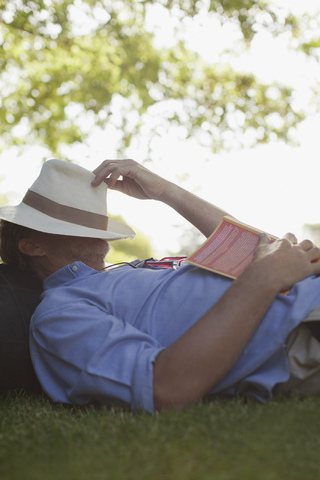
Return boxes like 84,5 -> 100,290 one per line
22,190 -> 109,231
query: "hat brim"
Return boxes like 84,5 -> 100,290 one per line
0,203 -> 136,241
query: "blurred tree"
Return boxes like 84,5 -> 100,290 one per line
106,214 -> 153,263
0,0 -> 309,156
302,224 -> 320,247
0,175 -> 9,206
174,225 -> 205,257
0,193 -> 9,207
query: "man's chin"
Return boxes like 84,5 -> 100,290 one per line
79,240 -> 110,271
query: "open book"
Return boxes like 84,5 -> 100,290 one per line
186,216 -> 277,280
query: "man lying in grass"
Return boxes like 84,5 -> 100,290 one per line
1,158 -> 320,412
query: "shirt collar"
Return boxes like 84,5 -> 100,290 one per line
43,261 -> 98,290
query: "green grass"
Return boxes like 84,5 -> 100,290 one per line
1,393 -> 320,480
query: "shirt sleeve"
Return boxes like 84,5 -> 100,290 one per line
30,299 -> 165,412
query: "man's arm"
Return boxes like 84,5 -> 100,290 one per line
92,159 -> 231,237
158,181 -> 231,238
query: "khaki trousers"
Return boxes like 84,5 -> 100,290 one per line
274,306 -> 320,396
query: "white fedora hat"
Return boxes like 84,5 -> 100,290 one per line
0,159 -> 136,240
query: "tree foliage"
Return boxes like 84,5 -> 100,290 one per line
0,191 -> 9,207
0,0 -> 313,156
302,224 -> 320,247
107,214 -> 153,263
144,0 -> 301,41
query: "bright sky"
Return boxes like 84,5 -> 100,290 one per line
1,0 -> 320,256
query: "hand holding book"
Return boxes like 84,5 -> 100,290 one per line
186,217 -> 320,293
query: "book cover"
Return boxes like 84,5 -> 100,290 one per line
186,216 -> 278,280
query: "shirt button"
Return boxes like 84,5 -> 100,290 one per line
72,265 -> 78,272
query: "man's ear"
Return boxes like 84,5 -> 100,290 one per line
18,238 -> 46,257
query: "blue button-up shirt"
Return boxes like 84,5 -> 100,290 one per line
30,261 -> 320,412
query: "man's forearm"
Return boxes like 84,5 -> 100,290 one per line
160,181 -> 233,238
92,159 -> 233,237
152,263 -> 279,412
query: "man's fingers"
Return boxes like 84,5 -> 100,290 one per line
296,239 -> 320,266
283,232 -> 298,245
309,245 -> 320,262
258,232 -> 298,249
258,232 -> 272,245
92,159 -> 137,187
92,161 -> 123,186
299,239 -> 316,251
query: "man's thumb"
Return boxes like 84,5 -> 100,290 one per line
258,232 -> 272,245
